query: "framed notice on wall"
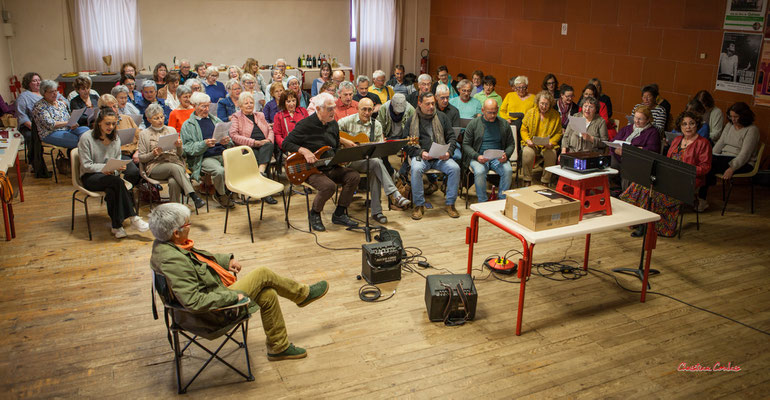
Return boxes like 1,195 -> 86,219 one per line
724,0 -> 767,32
754,43 -> 770,106
716,32 -> 763,95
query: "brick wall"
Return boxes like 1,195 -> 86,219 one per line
429,0 -> 769,154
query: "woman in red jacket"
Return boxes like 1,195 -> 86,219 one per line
621,111 -> 712,237
272,90 -> 309,151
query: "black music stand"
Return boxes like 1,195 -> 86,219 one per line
613,145 -> 696,287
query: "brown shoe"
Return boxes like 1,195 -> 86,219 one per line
445,204 -> 459,218
411,205 -> 425,220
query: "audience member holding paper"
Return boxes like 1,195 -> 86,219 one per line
98,94 -> 141,160
77,109 -> 149,239
180,92 -> 234,209
610,105 -> 660,189
520,90 -> 562,185
69,76 -> 100,127
561,97 -> 608,155
31,80 -> 90,150
462,99 -> 514,203
137,104 -> 205,209
402,91 -> 461,220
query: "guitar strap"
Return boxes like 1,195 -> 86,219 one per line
369,120 -> 376,142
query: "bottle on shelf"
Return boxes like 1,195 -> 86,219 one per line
312,55 -> 317,68
297,55 -> 302,69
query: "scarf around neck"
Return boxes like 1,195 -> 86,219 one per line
410,108 -> 445,145
626,123 -> 651,143
176,239 -> 236,287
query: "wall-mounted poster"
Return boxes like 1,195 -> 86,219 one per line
716,32 -> 763,95
754,44 -> 770,106
724,0 -> 766,32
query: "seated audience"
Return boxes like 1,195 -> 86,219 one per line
353,75 -> 382,112
611,105 -> 660,188
32,80 -> 89,149
98,94 -> 140,161
312,62 -> 333,97
138,104 -> 205,209
148,202 -> 329,361
241,73 -> 266,111
274,59 -> 289,82
203,66 -> 227,104
273,90 -> 309,150
185,78 -> 203,93
500,75 -> 535,122
69,76 -> 100,127
334,81 -> 358,121
632,84 -> 667,133
370,70 -> 395,104
387,64 -> 414,96
554,84 -> 578,130
435,84 -> 460,127
158,72 -> 180,110
561,97 -> 608,154
15,72 -> 43,151
406,74 -> 432,108
227,65 -> 242,81
338,98 -> 411,222
404,92 -> 461,220
376,93 -> 414,176
449,79 -> 482,119
621,111 -> 712,236
431,65 -> 458,98
67,75 -> 99,101
520,90 -> 562,185
135,80 -> 171,126
178,59 -> 197,84
217,78 -> 243,121
180,92 -> 234,208
579,83 -> 617,140
194,62 -> 207,80
700,102 -> 760,210
673,99 -> 709,139
77,109 -> 149,238
120,74 -> 141,104
331,70 -> 346,86
153,63 -> 168,91
542,74 -> 560,98
120,62 -> 137,78
263,82 -> 285,123
588,78 -> 612,118
462,99 -> 514,203
694,90 -> 724,143
282,93 -> 361,232
111,85 -> 140,115
168,85 -> 195,133
242,57 -> 266,91
287,76 -> 310,109
471,70 -> 484,94
473,75 -> 503,107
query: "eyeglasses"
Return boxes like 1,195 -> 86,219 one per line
178,222 -> 191,230
516,85 -> 528,90
546,81 -> 556,85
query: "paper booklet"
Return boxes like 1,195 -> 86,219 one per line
212,122 -> 232,141
157,133 -> 178,151
482,149 -> 505,160
103,158 -> 130,172
427,142 -> 450,158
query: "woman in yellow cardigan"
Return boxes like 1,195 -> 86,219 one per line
520,90 -> 562,184
499,75 -> 536,122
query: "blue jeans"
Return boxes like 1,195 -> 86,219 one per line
41,126 -> 89,149
470,159 -> 513,202
410,157 -> 460,206
452,147 -> 462,163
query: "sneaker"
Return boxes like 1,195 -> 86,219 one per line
267,343 -> 307,361
389,192 -> 411,208
298,281 -> 329,307
696,198 -> 709,213
111,227 -> 127,239
130,216 -> 149,232
372,213 -> 388,224
331,213 -> 358,227
445,204 -> 460,218
411,205 -> 425,220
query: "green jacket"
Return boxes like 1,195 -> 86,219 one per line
150,240 -> 257,314
180,113 -> 230,181
376,100 -> 415,139
461,116 -> 515,169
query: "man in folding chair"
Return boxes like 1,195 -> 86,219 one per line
149,203 -> 329,361
462,99 -> 514,203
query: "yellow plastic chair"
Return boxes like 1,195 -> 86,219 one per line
717,142 -> 765,215
222,146 -> 287,242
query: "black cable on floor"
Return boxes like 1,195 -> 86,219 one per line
358,284 -> 395,302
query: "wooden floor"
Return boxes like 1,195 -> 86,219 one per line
2,155 -> 770,399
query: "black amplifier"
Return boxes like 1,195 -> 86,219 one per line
362,241 -> 402,284
425,274 -> 477,324
559,151 -> 611,173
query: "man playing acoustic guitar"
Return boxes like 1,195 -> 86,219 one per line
282,93 -> 360,232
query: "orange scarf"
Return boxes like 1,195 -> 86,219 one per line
177,239 -> 236,287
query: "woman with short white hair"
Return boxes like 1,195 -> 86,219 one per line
138,103 -> 205,208
184,78 -> 203,93
229,92 -> 277,202
203,66 -> 226,104
499,75 -> 535,122
111,85 -> 140,115
241,73 -> 266,111
217,78 -> 243,121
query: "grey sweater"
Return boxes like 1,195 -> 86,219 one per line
78,130 -> 122,175
713,123 -> 760,170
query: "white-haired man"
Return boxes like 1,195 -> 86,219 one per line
282,93 -> 360,232
370,70 -> 394,105
334,81 -> 358,121
180,91 -> 233,208
338,98 -> 411,221
406,74 -> 433,108
149,202 -> 329,361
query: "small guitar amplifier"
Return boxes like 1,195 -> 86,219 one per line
425,274 -> 477,325
361,241 -> 402,284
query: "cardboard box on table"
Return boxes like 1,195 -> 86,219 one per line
502,185 -> 580,231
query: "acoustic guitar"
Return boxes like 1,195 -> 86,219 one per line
339,130 -> 370,144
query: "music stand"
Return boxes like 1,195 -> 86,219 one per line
613,145 -> 696,287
